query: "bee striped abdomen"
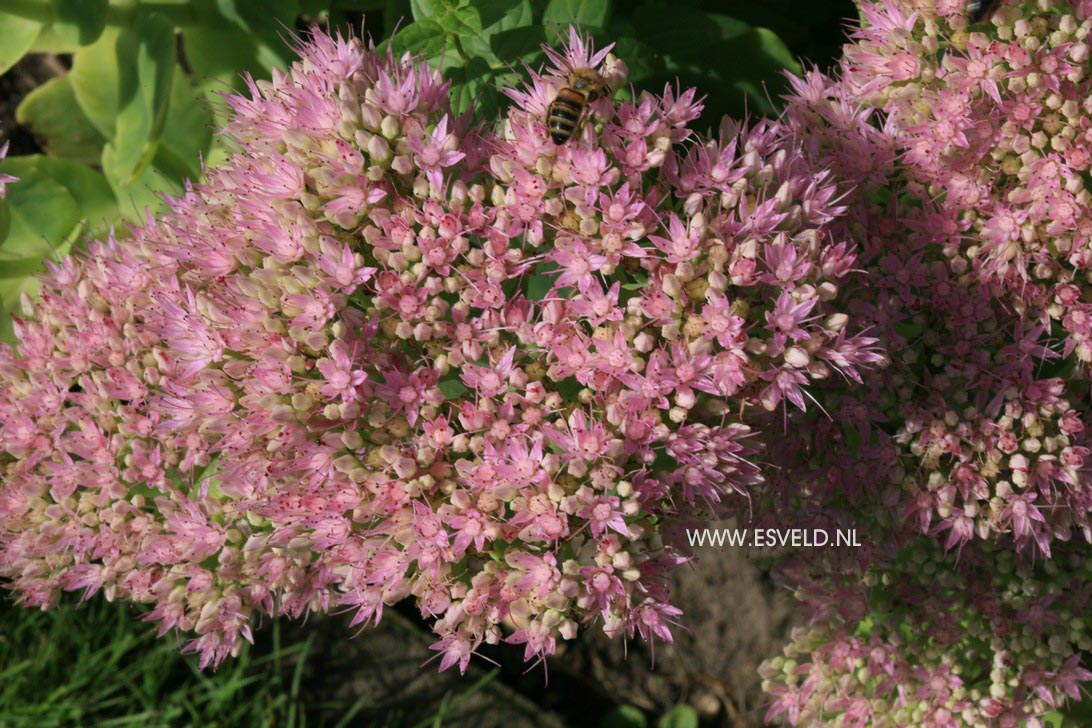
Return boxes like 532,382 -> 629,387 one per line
967,0 -> 1000,22
548,88 -> 586,145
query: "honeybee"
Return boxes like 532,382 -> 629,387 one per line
966,0 -> 1002,23
547,68 -> 610,145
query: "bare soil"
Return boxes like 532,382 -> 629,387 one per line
268,545 -> 796,728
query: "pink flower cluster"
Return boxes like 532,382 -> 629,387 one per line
0,142 -> 15,198
761,539 -> 1092,727
760,0 -> 1092,723
842,0 -> 1092,371
0,29 -> 879,671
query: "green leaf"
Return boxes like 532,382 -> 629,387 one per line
478,0 -> 533,32
658,705 -> 699,728
1062,699 -> 1092,725
214,0 -> 300,33
16,76 -> 107,166
1,156 -> 118,239
0,160 -> 82,341
0,12 -> 42,75
409,0 -> 460,20
610,36 -> 653,84
435,6 -> 492,60
182,27 -> 276,94
70,26 -> 124,138
446,56 -> 496,114
155,69 -> 215,183
29,24 -> 79,53
489,25 -> 546,63
439,378 -> 468,399
601,705 -> 647,728
706,27 -> 801,115
0,163 -> 80,262
101,143 -> 179,221
384,18 -> 450,65
542,0 -> 611,28
182,0 -> 299,83
109,11 -> 177,187
628,6 -> 800,118
53,0 -> 108,46
0,255 -> 51,278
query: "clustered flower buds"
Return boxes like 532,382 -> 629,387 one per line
761,539 -> 1092,727
0,29 -> 879,671
760,0 -> 1092,723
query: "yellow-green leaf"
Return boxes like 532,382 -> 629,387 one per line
16,75 -> 107,166
0,12 -> 42,75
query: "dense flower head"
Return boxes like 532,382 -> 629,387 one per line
0,27 -> 878,671
843,0 -> 1092,369
775,3 -> 1092,557
761,539 -> 1092,727
758,1 -> 1092,722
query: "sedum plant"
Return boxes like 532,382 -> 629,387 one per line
759,0 -> 1092,724
1,1 -> 1090,724
0,26 -> 879,672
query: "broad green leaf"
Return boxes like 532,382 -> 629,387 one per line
0,162 -> 82,341
708,27 -> 801,115
658,705 -> 699,728
478,0 -> 533,32
53,0 -> 108,46
490,25 -> 546,64
542,0 -> 611,28
215,0 -> 299,33
0,201 -> 9,243
1062,698 -> 1092,725
29,24 -> 79,53
409,0 -> 462,20
434,6 -> 492,61
109,12 -> 177,187
0,164 -> 79,262
182,27 -> 273,94
0,255 -> 52,278
200,0 -> 299,71
16,76 -> 107,166
0,12 -> 42,75
527,270 -> 556,300
70,26 -> 124,138
156,69 -> 215,183
384,18 -> 451,67
102,143 -> 179,222
1,156 -> 118,239
749,26 -> 801,75
708,13 -> 753,40
629,6 -> 800,118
